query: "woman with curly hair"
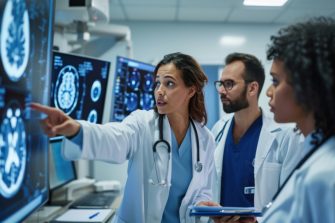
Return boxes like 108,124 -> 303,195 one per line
263,17 -> 335,222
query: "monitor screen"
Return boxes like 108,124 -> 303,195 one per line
50,52 -> 111,124
49,137 -> 76,191
0,0 -> 54,222
112,56 -> 155,121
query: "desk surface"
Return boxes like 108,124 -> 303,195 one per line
24,192 -> 122,223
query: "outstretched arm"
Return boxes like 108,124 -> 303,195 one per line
30,103 -> 81,138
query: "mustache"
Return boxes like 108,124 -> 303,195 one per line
220,94 -> 228,100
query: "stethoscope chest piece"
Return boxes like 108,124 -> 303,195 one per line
194,162 -> 203,172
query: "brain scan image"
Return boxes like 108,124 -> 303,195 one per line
0,0 -> 53,221
125,92 -> 139,112
127,70 -> 140,91
1,0 -> 30,82
90,80 -> 101,102
143,73 -> 154,92
51,52 -> 110,124
87,109 -> 98,123
112,56 -> 156,122
141,93 -> 155,110
54,65 -> 79,115
0,101 -> 26,198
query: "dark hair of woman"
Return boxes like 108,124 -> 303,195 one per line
154,52 -> 208,125
267,16 -> 335,143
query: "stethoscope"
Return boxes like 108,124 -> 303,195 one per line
149,114 -> 203,186
262,135 -> 330,214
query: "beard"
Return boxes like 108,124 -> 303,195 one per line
221,86 -> 249,113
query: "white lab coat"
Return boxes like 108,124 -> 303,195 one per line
261,136 -> 335,223
62,110 -> 215,223
211,113 -> 304,211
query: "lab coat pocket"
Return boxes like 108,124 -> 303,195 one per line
260,162 -> 282,204
147,176 -> 169,222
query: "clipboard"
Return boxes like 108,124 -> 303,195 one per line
189,206 -> 262,217
51,209 -> 115,223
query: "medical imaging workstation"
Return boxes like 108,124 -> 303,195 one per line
0,0 -> 54,222
0,0 -> 159,221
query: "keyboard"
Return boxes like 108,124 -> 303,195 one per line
70,191 -> 118,209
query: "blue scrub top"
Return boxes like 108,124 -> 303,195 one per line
162,126 -> 193,223
220,115 -> 262,207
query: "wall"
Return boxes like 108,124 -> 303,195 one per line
91,21 -> 285,186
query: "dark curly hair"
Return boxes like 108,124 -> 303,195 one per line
154,52 -> 208,125
267,16 -> 335,142
225,52 -> 265,98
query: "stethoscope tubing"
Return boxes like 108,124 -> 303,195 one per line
155,114 -> 201,170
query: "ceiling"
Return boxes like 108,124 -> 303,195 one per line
108,0 -> 335,24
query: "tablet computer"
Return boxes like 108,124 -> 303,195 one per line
189,206 -> 262,217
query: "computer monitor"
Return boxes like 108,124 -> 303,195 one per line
49,137 -> 77,192
50,51 -> 111,124
0,0 -> 54,222
112,56 -> 156,121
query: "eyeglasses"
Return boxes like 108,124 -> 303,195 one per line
214,80 -> 236,91
214,79 -> 252,92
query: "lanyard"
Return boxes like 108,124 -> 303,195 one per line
264,135 -> 330,211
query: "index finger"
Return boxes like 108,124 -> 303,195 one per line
30,103 -> 55,116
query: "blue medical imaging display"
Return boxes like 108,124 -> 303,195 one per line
49,137 -> 76,191
0,0 -> 54,222
112,56 -> 155,121
51,52 -> 110,124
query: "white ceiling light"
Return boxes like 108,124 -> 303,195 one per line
243,0 -> 288,6
220,36 -> 246,47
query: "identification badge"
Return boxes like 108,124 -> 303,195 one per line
244,186 -> 255,194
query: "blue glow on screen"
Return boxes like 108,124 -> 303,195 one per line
51,52 -> 110,124
0,0 -> 54,222
49,137 -> 76,190
112,56 -> 155,121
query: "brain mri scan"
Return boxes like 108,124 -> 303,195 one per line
0,0 -> 53,221
0,101 -> 26,198
54,65 -> 79,115
112,56 -> 155,121
1,0 -> 30,82
51,52 -> 110,124
91,80 -> 101,102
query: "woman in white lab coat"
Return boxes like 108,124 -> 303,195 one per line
32,52 -> 215,223
262,17 -> 335,222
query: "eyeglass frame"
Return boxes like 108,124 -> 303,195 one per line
214,79 -> 253,92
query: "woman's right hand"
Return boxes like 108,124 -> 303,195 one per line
30,103 -> 81,138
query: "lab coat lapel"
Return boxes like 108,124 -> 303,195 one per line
152,115 -> 172,183
254,115 -> 281,174
213,119 -> 232,201
162,116 -> 172,182
147,115 -> 172,222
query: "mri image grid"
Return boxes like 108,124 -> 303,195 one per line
50,52 -> 110,124
0,0 -> 53,222
112,56 -> 155,122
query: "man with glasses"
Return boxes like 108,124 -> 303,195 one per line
209,53 -> 304,214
